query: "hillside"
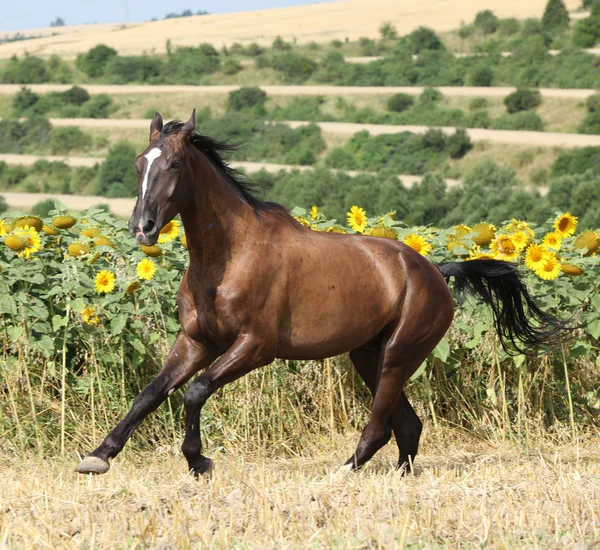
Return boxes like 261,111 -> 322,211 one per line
0,0 -> 582,59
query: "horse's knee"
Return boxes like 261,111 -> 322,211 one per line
183,377 -> 212,410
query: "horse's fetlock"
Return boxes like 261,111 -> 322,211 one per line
183,378 -> 212,409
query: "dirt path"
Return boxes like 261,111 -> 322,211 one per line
0,84 -> 596,100
21,118 -> 600,148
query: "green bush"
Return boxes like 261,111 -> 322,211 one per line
0,54 -> 50,84
272,36 -> 293,51
12,87 -> 39,113
469,65 -> 494,86
0,195 -> 7,214
418,87 -> 443,105
498,18 -> 520,36
504,89 -> 542,113
458,24 -> 473,39
380,22 -> 398,40
104,55 -> 164,84
222,58 -> 243,75
586,93 -> 600,112
227,87 -> 267,115
96,141 -> 138,198
542,0 -> 570,33
474,10 -> 500,35
244,43 -> 264,57
407,27 -> 444,53
269,96 -> 327,121
578,111 -> 600,134
491,111 -> 544,131
358,37 -> 387,56
387,93 -> 414,112
446,129 -> 472,159
61,86 -> 90,105
572,16 -> 600,47
31,199 -> 62,217
0,117 -> 52,154
521,18 -> 544,38
50,127 -> 93,154
75,44 -> 118,78
0,162 -> 28,188
551,146 -> 600,177
469,97 -> 488,110
330,39 -> 343,48
271,53 -> 317,83
79,94 -> 113,118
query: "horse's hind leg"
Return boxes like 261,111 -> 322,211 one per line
349,345 -> 422,473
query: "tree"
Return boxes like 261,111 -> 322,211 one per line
407,27 -> 444,53
542,0 -> 570,32
75,44 -> 118,78
50,17 -> 65,27
97,142 -> 137,198
572,16 -> 600,48
503,89 -> 542,113
473,10 -> 499,35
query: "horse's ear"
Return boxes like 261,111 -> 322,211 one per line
149,112 -> 163,143
180,109 -> 196,140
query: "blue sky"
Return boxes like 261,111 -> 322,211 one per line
1,1 -> 339,32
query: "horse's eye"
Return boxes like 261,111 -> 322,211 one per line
171,160 -> 181,170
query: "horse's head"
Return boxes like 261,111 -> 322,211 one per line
129,110 -> 196,246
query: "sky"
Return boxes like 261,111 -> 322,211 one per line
0,0 -> 339,32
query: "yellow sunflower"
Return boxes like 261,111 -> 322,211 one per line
95,270 -> 116,294
525,244 -> 550,271
553,212 -> 577,238
0,219 -> 11,237
325,226 -> 347,234
575,231 -> 599,256
504,219 -> 535,239
158,220 -> 180,243
490,234 -> 519,261
467,247 -> 497,261
13,225 -> 42,259
347,206 -> 367,234
294,216 -> 311,228
309,206 -> 319,220
511,230 -> 530,252
535,253 -> 561,281
451,224 -> 471,239
561,263 -> 584,277
403,234 -> 432,256
81,306 -> 99,326
542,231 -> 562,250
126,280 -> 140,294
368,227 -> 397,240
137,259 -> 156,281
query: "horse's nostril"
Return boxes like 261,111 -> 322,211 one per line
143,220 -> 155,233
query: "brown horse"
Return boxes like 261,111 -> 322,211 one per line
76,111 -> 567,477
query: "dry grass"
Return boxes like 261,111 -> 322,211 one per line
1,429 -> 598,548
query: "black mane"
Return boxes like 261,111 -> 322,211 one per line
160,121 -> 287,215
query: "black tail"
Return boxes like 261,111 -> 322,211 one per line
436,260 -> 570,354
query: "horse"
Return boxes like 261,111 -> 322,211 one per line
76,111 -> 567,477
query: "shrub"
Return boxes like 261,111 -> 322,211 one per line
330,39 -> 343,48
271,53 -> 317,83
474,10 -> 500,35
504,89 -> 542,113
578,111 -> 600,134
491,111 -> 544,131
97,142 -> 138,197
446,129 -> 472,159
12,86 -> 39,114
387,93 -> 414,112
164,45 -> 221,82
1,54 -> 49,84
458,24 -> 473,39
572,16 -> 600,48
104,55 -> 163,83
222,58 -> 243,75
469,97 -> 488,110
551,146 -> 600,177
272,36 -> 292,51
521,18 -> 544,38
542,0 -> 570,33
586,93 -> 600,112
419,87 -> 443,105
79,94 -> 113,118
227,87 -> 267,115
358,37 -> 384,56
270,96 -> 327,121
75,44 -> 118,78
407,27 -> 444,53
380,22 -> 398,40
314,51 -> 346,82
244,43 -> 264,57
498,18 -> 520,36
0,195 -> 7,214
46,55 -> 73,83
469,65 -> 494,86
31,199 -> 61,217
61,86 -> 91,106
50,127 -> 93,154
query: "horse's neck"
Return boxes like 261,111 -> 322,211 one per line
180,156 -> 256,265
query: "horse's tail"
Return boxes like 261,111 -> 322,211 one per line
436,259 -> 570,354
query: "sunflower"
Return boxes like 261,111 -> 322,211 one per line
511,230 -> 530,252
542,231 -> 562,250
575,231 -> 599,256
524,244 -> 550,271
347,206 -> 367,234
137,259 -> 156,281
403,234 -> 432,256
471,223 -> 496,246
451,224 -> 471,239
126,280 -> 140,294
0,219 -> 11,237
504,219 -> 535,239
180,235 -> 188,249
95,270 -> 116,294
325,226 -> 346,234
309,206 -> 319,220
553,212 -> 577,238
490,234 -> 519,261
367,227 -> 397,240
294,216 -> 311,228
535,253 -> 561,281
13,225 -> 42,259
467,246 -> 497,261
82,306 -> 99,326
158,220 -> 180,243
561,263 -> 584,277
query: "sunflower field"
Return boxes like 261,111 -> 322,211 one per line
1,205 -> 600,456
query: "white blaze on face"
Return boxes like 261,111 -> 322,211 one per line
141,148 -> 163,199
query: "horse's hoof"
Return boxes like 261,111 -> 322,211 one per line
76,456 -> 110,475
330,463 -> 354,481
191,457 -> 214,479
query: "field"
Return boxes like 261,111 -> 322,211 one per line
2,431 -> 600,548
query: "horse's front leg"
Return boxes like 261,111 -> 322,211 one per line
76,332 -> 217,475
181,335 -> 273,477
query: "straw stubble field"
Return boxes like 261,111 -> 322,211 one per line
1,428 -> 599,548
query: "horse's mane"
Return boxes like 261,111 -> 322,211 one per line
161,121 -> 288,216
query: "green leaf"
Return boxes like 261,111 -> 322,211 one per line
110,315 -> 127,336
570,341 -> 591,358
290,206 -> 306,216
7,325 -> 23,342
410,360 -> 427,381
130,339 -> 146,354
591,294 -> 600,314
52,315 -> 68,332
432,337 -> 450,362
586,319 -> 600,340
